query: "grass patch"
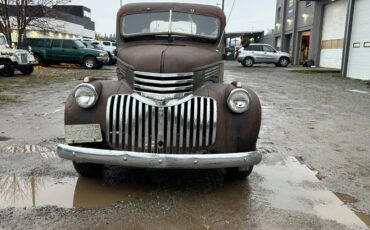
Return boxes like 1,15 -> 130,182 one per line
0,95 -> 20,103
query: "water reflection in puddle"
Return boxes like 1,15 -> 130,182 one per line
254,157 -> 368,228
5,145 -> 57,158
0,175 -> 147,209
0,157 -> 368,228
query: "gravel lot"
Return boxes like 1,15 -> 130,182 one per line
0,62 -> 369,229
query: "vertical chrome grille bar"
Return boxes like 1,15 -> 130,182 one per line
173,105 -> 178,153
137,101 -> 143,151
124,96 -> 131,149
179,103 -> 185,150
212,99 -> 217,144
144,104 -> 149,152
185,100 -> 191,153
118,95 -> 125,149
112,95 -> 119,146
157,107 -> 165,152
106,96 -> 112,143
151,106 -> 156,152
131,99 -> 137,150
166,107 -> 172,153
199,98 -> 204,149
192,98 -> 198,150
205,98 -> 211,147
106,95 -> 217,154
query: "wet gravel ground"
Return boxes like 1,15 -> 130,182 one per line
0,62 -> 369,229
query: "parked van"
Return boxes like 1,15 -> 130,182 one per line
21,38 -> 108,69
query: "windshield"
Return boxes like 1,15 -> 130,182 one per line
0,35 -> 7,46
121,11 -> 220,40
75,40 -> 86,48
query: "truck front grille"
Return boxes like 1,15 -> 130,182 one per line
106,95 -> 217,154
133,71 -> 193,97
20,53 -> 28,64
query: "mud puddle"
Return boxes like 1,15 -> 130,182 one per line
254,156 -> 368,228
4,144 -> 57,159
0,136 -> 12,141
0,157 -> 368,228
0,175 -> 147,209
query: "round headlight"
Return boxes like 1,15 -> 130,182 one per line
74,83 -> 98,108
227,89 -> 251,113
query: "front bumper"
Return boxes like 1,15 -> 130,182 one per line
97,56 -> 108,62
57,144 -> 262,169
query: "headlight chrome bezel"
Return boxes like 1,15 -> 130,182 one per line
73,83 -> 99,109
227,88 -> 251,114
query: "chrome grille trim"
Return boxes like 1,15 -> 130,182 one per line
106,95 -> 217,154
133,71 -> 194,99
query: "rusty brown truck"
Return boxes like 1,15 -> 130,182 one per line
57,2 -> 262,180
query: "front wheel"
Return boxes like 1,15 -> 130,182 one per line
20,66 -> 34,75
278,57 -> 290,67
73,161 -> 104,177
83,57 -> 97,69
242,57 -> 254,67
0,62 -> 15,77
225,166 -> 253,180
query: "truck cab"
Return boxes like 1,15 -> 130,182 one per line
57,3 -> 262,180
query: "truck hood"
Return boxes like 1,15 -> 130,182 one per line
0,48 -> 29,55
118,45 -> 221,73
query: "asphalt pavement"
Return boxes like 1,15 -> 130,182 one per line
0,62 -> 369,229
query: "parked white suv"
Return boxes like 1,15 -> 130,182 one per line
0,33 -> 37,77
81,39 -> 116,65
237,43 -> 291,67
99,41 -> 117,65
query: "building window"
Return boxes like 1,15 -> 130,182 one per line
277,7 -> 281,19
306,1 -> 312,7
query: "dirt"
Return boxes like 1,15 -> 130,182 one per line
0,63 -> 369,229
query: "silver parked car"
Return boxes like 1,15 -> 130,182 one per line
237,43 -> 291,67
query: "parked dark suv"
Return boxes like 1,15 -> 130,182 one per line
21,38 -> 108,69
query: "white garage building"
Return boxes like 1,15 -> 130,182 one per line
345,0 -> 370,80
319,0 -> 348,69
322,0 -> 370,81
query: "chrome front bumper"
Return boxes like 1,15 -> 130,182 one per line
57,144 -> 262,169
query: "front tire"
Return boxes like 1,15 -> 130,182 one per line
278,57 -> 290,67
242,57 -> 254,67
73,161 -> 104,177
83,57 -> 97,69
0,62 -> 15,77
20,66 -> 34,75
225,167 -> 253,180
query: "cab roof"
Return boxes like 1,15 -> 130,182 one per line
117,2 -> 226,26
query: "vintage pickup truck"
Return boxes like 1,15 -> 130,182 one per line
57,2 -> 262,180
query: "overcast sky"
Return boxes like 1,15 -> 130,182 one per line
71,0 -> 276,35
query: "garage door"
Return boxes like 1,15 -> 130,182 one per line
319,0 -> 348,69
346,0 -> 370,80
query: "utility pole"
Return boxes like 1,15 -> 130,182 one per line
120,0 -> 122,6
222,0 -> 224,10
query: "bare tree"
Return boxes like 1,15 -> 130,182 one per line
0,0 -> 69,48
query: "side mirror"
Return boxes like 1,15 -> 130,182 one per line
28,46 -> 32,52
73,46 -> 78,49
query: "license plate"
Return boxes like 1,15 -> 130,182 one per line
65,124 -> 102,144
